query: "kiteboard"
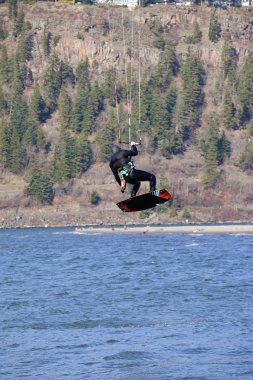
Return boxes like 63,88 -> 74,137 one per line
117,189 -> 173,212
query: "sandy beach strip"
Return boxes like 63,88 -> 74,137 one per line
74,224 -> 253,234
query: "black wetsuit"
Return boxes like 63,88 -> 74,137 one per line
109,145 -> 156,197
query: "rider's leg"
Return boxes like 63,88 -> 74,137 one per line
128,169 -> 156,194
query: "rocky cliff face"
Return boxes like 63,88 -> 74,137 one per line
2,3 -> 252,76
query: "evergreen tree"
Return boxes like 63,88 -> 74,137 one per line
25,161 -> 53,203
60,60 -> 75,87
186,21 -> 202,44
161,129 -> 185,159
13,10 -> 25,38
0,46 -> 10,83
72,60 -> 91,133
42,26 -> 51,57
75,131 -> 91,174
76,58 -> 89,84
9,91 -> 28,138
0,86 -> 7,116
44,54 -> 62,111
221,34 -> 237,84
141,45 -> 178,144
52,134 -> 67,182
102,67 -> 119,107
201,139 -> 219,187
200,118 -> 231,186
16,30 -> 34,63
8,127 -> 26,173
8,0 -> 18,20
238,52 -> 253,124
0,24 -> 7,41
82,95 -> 94,135
12,60 -> 27,91
51,131 -> 90,181
179,51 -> 205,138
238,140 -> 253,171
166,86 -> 177,123
217,131 -> 231,165
0,122 -> 10,168
24,116 -> 45,150
72,81 -> 91,133
97,109 -> 116,161
52,132 -> 73,182
64,133 -> 76,178
58,87 -> 72,131
149,43 -> 179,92
13,29 -> 34,91
29,86 -> 48,123
208,13 -> 221,42
153,33 -> 165,50
222,89 -> 237,129
89,82 -> 104,121
150,95 -> 169,139
82,78 -> 103,136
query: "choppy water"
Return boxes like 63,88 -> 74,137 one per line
0,227 -> 253,380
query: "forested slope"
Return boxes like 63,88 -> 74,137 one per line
0,1 -> 253,227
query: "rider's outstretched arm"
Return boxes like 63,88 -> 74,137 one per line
122,143 -> 138,158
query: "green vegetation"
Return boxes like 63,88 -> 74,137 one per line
221,34 -> 237,84
208,13 -> 221,42
179,50 -> 205,140
238,140 -> 253,171
42,26 -> 51,57
182,208 -> 191,219
139,209 -> 152,219
238,53 -> 253,125
25,161 -> 53,204
222,89 -> 237,129
200,118 -> 231,187
0,25 -> 7,40
97,109 -> 116,162
52,131 -> 91,183
90,190 -> 101,205
186,21 -> 202,44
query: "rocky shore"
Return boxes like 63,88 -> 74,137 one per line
1,203 -> 252,230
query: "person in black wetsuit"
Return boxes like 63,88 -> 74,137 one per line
109,142 -> 156,197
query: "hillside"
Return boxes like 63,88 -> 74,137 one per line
0,2 -> 253,227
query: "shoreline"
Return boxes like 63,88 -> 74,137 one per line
74,224 -> 253,234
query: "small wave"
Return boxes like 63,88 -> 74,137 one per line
55,343 -> 89,350
185,243 -> 199,247
106,339 -> 119,344
104,351 -> 151,361
52,231 -> 74,235
181,347 -> 210,355
14,235 -> 31,239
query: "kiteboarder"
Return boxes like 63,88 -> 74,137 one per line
109,142 -> 156,197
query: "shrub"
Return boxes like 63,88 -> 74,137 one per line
139,209 -> 151,219
0,25 -> 7,40
238,142 -> 253,171
182,208 -> 191,219
90,190 -> 101,205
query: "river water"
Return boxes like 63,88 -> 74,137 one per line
0,227 -> 253,380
